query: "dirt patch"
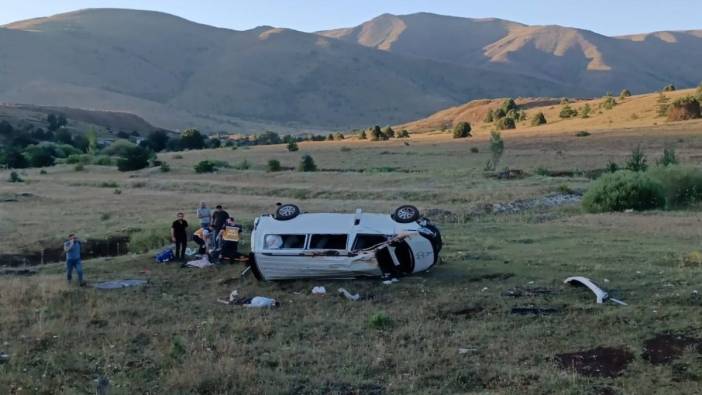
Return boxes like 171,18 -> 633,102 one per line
467,273 -> 514,282
450,306 -> 484,318
510,307 -> 560,316
0,235 -> 130,266
556,347 -> 634,377
642,333 -> 702,365
502,287 -> 554,298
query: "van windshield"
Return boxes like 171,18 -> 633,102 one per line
309,234 -> 348,250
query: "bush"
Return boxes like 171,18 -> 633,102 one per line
582,171 -> 665,212
93,156 -> 113,166
8,171 -> 23,183
452,122 -> 472,138
484,109 -> 494,123
340,146 -> 351,152
234,159 -> 250,170
663,84 -> 676,92
287,141 -> 299,152
559,104 -> 578,118
501,98 -> 518,114
65,154 -> 92,165
397,130 -> 410,138
606,160 -> 619,173
657,147 -> 678,167
470,147 -> 479,153
619,89 -> 632,99
495,117 -> 515,130
368,312 -> 392,330
102,139 -> 137,157
194,160 -> 217,173
24,145 -> 55,167
580,103 -> 592,118
531,112 -> 547,126
648,166 -> 702,208
74,164 -> 85,172
160,162 -> 171,172
600,94 -> 617,110
298,154 -> 317,172
180,128 -> 205,150
667,96 -> 701,121
267,159 -> 282,172
484,131 -> 504,171
656,93 -> 670,117
370,125 -> 387,141
625,145 -> 648,172
358,130 -> 367,140
575,131 -> 591,137
116,146 -> 151,172
383,126 -> 395,138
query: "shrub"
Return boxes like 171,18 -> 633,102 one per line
194,160 -> 217,173
74,164 -> 85,172
39,169 -> 47,175
335,132 -> 345,140
383,126 -> 395,138
648,166 -> 702,208
327,133 -> 334,141
102,139 -> 137,157
579,103 -> 592,119
619,89 -> 632,99
470,147 -> 479,153
160,162 -> 171,172
180,128 -> 205,150
452,122 -> 472,138
8,171 -> 23,183
657,146 -> 678,167
559,104 -> 578,118
113,189 -> 122,195
99,181 -> 119,188
667,96 -> 701,121
582,171 -> 665,212
575,131 -> 591,137
656,93 -> 670,117
495,117 -> 515,130
531,112 -> 547,126
625,145 -> 647,172
600,94 -> 617,110
370,125 -> 387,141
358,130 -> 367,140
116,146 -> 151,172
484,131 -> 504,171
234,159 -> 250,170
340,146 -> 351,152
682,251 -> 702,267
24,145 -> 55,167
369,312 -> 392,330
484,109 -> 494,123
287,141 -> 299,152
606,160 -> 619,173
173,154 -> 183,159
493,108 -> 506,119
663,84 -> 676,92
298,154 -> 317,172
267,159 -> 282,172
501,98 -> 518,114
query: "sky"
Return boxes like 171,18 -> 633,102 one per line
1,0 -> 699,36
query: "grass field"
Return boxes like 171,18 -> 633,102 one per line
2,124 -> 702,393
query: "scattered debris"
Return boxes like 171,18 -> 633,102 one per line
450,306 -> 483,318
0,351 -> 9,364
382,278 -> 399,285
338,288 -> 360,301
244,296 -> 278,308
564,276 -> 626,305
154,247 -> 174,263
556,346 -> 634,377
642,333 -> 702,365
185,256 -> 212,269
312,286 -> 327,295
510,307 -> 560,316
95,376 -> 109,395
502,286 -> 553,298
94,279 -> 148,290
217,290 -> 252,305
458,347 -> 478,354
185,248 -> 196,256
486,193 -> 582,214
0,268 -> 37,276
467,273 -> 514,282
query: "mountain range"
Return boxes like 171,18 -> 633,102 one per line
0,9 -> 700,132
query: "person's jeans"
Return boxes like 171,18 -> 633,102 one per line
174,235 -> 187,260
66,258 -> 84,284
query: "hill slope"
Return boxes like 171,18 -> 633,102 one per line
320,13 -> 702,95
0,9 -> 563,132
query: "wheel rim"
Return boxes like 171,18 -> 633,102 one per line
397,207 -> 416,220
279,205 -> 297,217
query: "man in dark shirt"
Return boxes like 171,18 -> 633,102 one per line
211,205 -> 229,250
171,212 -> 189,261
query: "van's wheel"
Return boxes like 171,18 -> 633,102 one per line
275,204 -> 300,221
393,205 -> 420,223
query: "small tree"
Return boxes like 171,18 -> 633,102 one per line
358,130 -> 367,140
208,138 -> 221,149
531,112 -> 547,126
86,128 -> 98,154
484,109 -> 494,123
559,104 -> 578,119
117,146 -> 151,172
370,125 -> 387,141
493,108 -> 506,120
625,145 -> 648,172
383,126 -> 395,138
8,171 -> 23,183
485,131 -> 504,171
580,103 -> 592,119
663,84 -> 676,92
397,130 -> 410,138
657,93 -> 670,117
501,98 -> 518,114
298,154 -> 317,172
194,160 -> 217,173
335,132 -> 345,140
495,117 -> 515,130
180,128 -> 205,150
657,146 -> 678,167
619,89 -> 632,99
147,130 -> 170,152
287,141 -> 299,152
267,159 -> 282,172
600,94 -> 617,110
452,122 -> 472,138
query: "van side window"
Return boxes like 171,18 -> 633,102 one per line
265,234 -> 305,249
309,234 -> 348,250
353,234 -> 389,250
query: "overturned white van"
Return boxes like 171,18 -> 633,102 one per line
248,204 -> 442,281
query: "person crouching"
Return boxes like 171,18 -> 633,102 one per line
192,226 -> 211,255
218,217 -> 243,262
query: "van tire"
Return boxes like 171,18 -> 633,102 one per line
393,205 -> 420,223
275,204 -> 300,221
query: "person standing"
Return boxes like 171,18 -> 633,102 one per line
211,205 -> 230,251
196,201 -> 211,230
63,234 -> 85,286
171,212 -> 189,261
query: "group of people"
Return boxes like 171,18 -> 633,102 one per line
170,201 -> 244,262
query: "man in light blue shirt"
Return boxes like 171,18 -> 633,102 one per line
63,233 -> 85,286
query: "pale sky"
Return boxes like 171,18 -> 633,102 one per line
1,0 -> 699,36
